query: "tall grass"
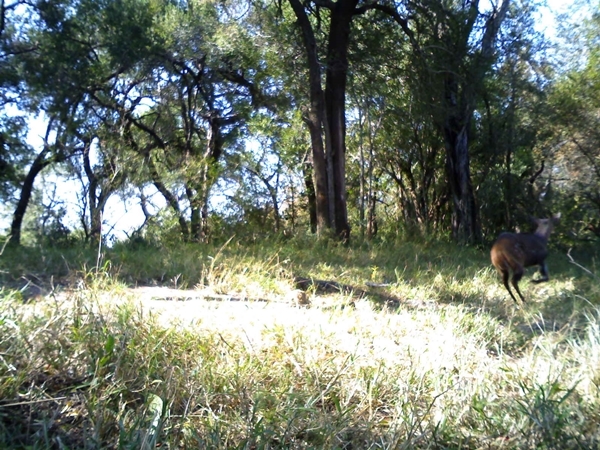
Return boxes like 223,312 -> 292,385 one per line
0,236 -> 599,448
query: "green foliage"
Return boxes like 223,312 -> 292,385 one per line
1,0 -> 600,250
543,7 -> 600,243
0,115 -> 32,200
514,376 -> 581,448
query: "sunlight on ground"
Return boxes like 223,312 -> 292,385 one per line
109,286 -> 514,385
6,269 -> 599,448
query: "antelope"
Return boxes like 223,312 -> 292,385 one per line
490,213 -> 561,303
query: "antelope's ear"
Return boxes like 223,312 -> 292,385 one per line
529,215 -> 539,225
552,212 -> 561,223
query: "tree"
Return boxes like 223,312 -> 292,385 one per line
546,2 -> 600,239
0,0 -> 37,235
473,0 -> 551,236
103,0 -> 269,242
284,0 -> 393,242
68,125 -> 128,243
375,0 -> 510,243
5,0 -> 163,245
2,0 -> 594,245
346,17 -> 449,237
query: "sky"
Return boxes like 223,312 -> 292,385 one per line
1,0 -> 583,243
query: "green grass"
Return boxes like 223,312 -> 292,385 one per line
0,236 -> 599,448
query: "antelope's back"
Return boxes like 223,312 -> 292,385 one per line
491,233 -> 524,271
514,233 -> 548,267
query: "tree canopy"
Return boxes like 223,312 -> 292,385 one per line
0,0 -> 597,246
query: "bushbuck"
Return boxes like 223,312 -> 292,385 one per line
490,213 -> 561,303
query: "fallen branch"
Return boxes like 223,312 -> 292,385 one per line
2,396 -> 67,407
293,276 -> 401,307
567,248 -> 600,280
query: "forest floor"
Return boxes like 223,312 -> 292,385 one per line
2,239 -> 600,448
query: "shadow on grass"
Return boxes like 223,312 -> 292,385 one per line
2,236 -> 598,314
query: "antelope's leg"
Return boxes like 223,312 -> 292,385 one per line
532,262 -> 549,283
511,267 -> 526,302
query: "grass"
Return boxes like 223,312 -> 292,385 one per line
0,236 -> 599,448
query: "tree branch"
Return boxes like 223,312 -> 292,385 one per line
480,0 -> 510,61
311,0 -> 335,9
356,3 -> 420,53
527,160 -> 545,184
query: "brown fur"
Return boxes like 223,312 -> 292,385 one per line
490,213 -> 560,303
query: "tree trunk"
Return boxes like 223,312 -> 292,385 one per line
302,151 -> 318,233
503,80 -> 517,229
289,0 -> 361,238
504,142 -> 513,228
147,156 -> 190,241
9,148 -> 53,246
324,0 -> 357,242
441,0 -> 510,244
358,108 -> 366,238
194,116 -> 226,243
88,191 -> 111,244
303,112 -> 330,233
443,70 -> 480,243
367,189 -> 378,239
82,142 -> 110,244
444,120 -> 480,243
188,164 -> 213,243
268,184 -> 281,233
187,186 -> 203,242
288,0 -> 331,235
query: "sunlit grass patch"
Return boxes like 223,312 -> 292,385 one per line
2,279 -> 600,448
1,237 -> 600,447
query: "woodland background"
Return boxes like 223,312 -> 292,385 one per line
0,0 -> 598,248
